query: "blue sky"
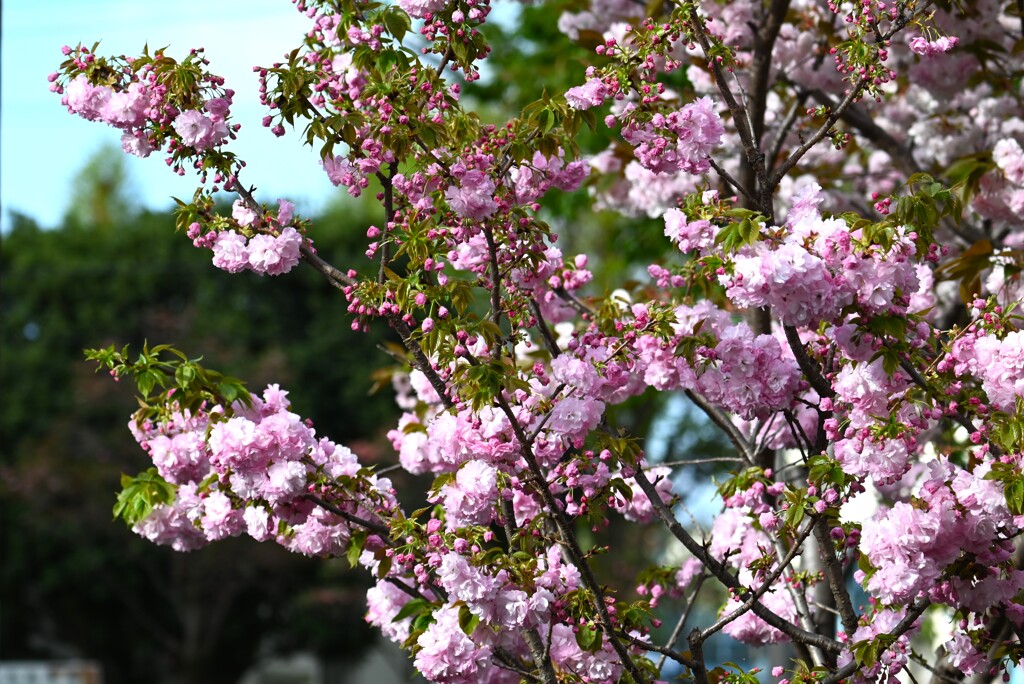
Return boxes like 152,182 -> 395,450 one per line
1,1 -> 342,231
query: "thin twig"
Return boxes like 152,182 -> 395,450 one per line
657,574 -> 706,671
654,457 -> 744,468
708,158 -> 756,203
304,493 -> 391,538
684,389 -> 754,462
813,516 -> 859,637
784,325 -> 834,399
530,298 -> 562,358
491,392 -> 650,683
631,467 -> 844,655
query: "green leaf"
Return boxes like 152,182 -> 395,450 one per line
450,280 -> 473,315
458,604 -> 480,635
136,369 -> 162,398
866,314 -> 907,341
392,597 -> 432,623
384,8 -> 412,42
575,623 -> 601,651
174,363 -> 196,389
113,468 -> 176,527
347,530 -> 368,568
1004,477 -> 1024,515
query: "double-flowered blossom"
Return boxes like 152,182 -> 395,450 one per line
128,384 -> 394,558
445,168 -> 498,220
200,198 -> 304,276
859,460 -> 1020,607
433,460 -> 500,530
171,107 -> 229,150
209,226 -> 302,275
621,97 -> 725,175
715,183 -> 923,326
56,48 -> 238,165
837,608 -> 919,683
414,603 -> 493,682
565,78 -> 610,110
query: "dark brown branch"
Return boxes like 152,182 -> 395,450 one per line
696,519 -> 816,643
765,88 -> 812,177
769,74 -> 871,189
377,162 -> 399,285
304,493 -> 391,538
784,325 -> 834,399
684,389 -> 754,462
618,630 -> 697,670
391,316 -> 454,410
300,243 -> 355,288
744,0 -> 791,213
709,158 -> 756,203
689,13 -> 761,196
553,286 -> 592,317
688,629 -> 711,684
821,598 -> 931,684
813,516 -> 859,638
631,467 -> 843,655
655,574 -> 705,671
491,393 -> 650,683
530,298 -> 562,359
484,224 -> 504,328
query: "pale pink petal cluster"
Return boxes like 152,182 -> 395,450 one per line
445,169 -> 498,220
209,226 -> 303,276
908,34 -> 959,56
622,96 -> 725,175
565,78 -> 609,110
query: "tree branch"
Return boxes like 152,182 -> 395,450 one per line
491,392 -> 650,683
813,517 -> 859,637
631,467 -> 843,655
304,493 -> 391,538
684,389 -> 754,463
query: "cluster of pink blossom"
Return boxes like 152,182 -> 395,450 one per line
859,460 -> 1021,607
170,105 -> 230,150
628,305 -> 801,421
620,97 -> 725,175
185,199 -> 304,276
908,34 -> 959,57
322,155 -> 370,197
55,46 -> 236,165
510,150 -> 589,203
971,328 -> 1024,414
127,384 -> 395,558
704,489 -> 803,646
663,206 -> 717,254
510,246 -> 594,325
565,77 -> 611,110
694,325 -> 802,421
208,227 -> 302,276
836,608 -> 919,683
715,185 -> 922,327
432,460 -> 500,530
445,166 -> 498,220
413,603 -> 497,682
59,72 -> 162,158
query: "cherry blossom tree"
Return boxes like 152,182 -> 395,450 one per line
50,0 -> 1024,682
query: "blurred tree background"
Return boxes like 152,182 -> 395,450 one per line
0,147 -> 405,683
